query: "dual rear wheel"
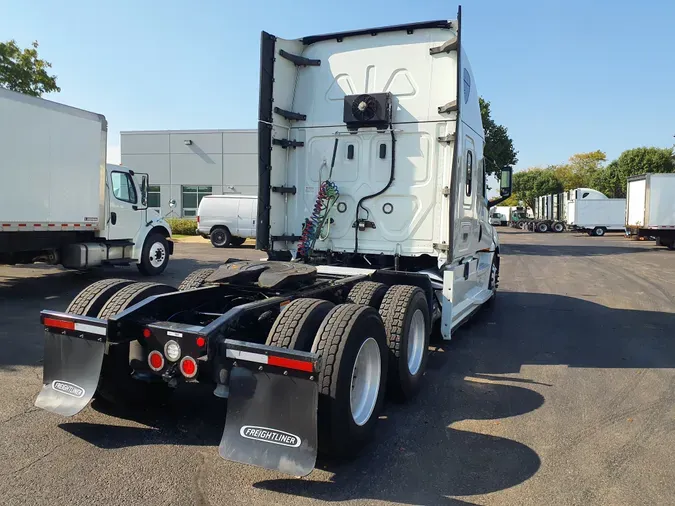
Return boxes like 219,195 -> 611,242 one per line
265,282 -> 430,457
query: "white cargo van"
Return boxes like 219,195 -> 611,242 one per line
197,195 -> 257,247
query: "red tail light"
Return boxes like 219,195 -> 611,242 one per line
180,356 -> 197,378
196,336 -> 206,348
197,215 -> 200,224
148,350 -> 164,371
142,328 -> 152,338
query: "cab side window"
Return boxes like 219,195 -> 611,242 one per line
111,172 -> 137,204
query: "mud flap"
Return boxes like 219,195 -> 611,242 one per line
218,340 -> 319,477
34,311 -> 107,417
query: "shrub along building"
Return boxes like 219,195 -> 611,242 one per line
120,129 -> 257,217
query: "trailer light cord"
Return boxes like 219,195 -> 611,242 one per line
354,125 -> 396,254
297,138 -> 340,259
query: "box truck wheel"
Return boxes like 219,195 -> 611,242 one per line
592,227 -> 606,237
347,281 -> 388,309
178,268 -> 216,291
138,233 -> 170,276
96,282 -> 177,405
66,278 -> 135,317
311,304 -> 388,457
210,227 -> 231,248
266,298 -> 335,352
379,285 -> 430,401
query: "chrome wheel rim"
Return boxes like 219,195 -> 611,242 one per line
149,242 -> 166,268
407,309 -> 425,375
350,337 -> 381,426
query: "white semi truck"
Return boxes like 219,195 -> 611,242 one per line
0,87 -> 173,274
626,173 -> 675,249
34,8 -> 512,476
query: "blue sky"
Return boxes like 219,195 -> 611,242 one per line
3,0 -> 674,169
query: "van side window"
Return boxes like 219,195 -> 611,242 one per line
582,192 -> 590,198
111,172 -> 137,204
465,150 -> 473,197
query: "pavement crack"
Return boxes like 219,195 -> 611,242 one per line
0,406 -> 38,425
2,439 -> 70,477
193,450 -> 213,506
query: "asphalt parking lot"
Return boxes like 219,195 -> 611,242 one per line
1,230 -> 673,506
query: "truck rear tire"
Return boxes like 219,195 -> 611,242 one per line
137,233 -> 170,276
593,227 -> 606,237
96,282 -> 177,406
537,222 -> 549,233
66,278 -> 135,317
311,304 -> 388,457
379,285 -> 430,401
266,298 -> 334,352
347,281 -> 388,309
210,227 -> 231,248
178,268 -> 216,290
552,222 -> 565,233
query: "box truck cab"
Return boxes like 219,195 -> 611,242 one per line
0,87 -> 172,274
196,195 -> 257,247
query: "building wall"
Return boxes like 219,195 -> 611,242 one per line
120,129 -> 257,217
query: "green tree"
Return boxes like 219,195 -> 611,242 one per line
0,40 -> 60,96
480,97 -> 518,177
553,150 -> 606,190
512,168 -> 563,212
592,147 -> 674,198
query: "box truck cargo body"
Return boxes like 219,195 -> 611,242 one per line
0,87 -> 173,274
567,198 -> 626,236
626,173 -> 675,249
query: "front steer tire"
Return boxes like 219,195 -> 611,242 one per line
379,286 -> 430,401
266,298 -> 335,352
137,233 -> 170,276
96,282 -> 177,406
312,304 -> 388,458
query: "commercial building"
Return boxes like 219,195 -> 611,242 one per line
120,129 -> 257,217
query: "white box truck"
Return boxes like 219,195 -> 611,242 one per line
567,198 -> 626,236
34,8 -> 513,476
626,173 -> 675,249
0,87 -> 173,274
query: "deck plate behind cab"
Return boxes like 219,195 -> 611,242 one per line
206,261 -> 317,289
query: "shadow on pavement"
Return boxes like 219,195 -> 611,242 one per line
501,242 -> 651,257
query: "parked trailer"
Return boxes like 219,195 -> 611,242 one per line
626,173 -> 675,249
520,188 -> 613,233
568,198 -> 626,236
34,9 -> 513,477
0,87 -> 173,274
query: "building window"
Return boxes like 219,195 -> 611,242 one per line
111,171 -> 137,204
147,186 -> 161,209
182,185 -> 212,217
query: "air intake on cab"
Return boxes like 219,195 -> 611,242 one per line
343,92 -> 392,131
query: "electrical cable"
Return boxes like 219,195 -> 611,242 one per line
354,125 -> 396,254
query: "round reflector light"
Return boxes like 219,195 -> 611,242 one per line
180,356 -> 197,378
196,336 -> 206,348
148,350 -> 164,371
142,328 -> 152,339
164,340 -> 181,362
